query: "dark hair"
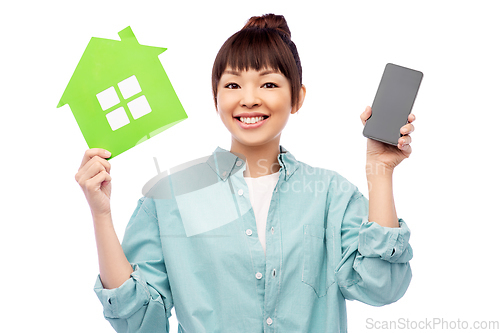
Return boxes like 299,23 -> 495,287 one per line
211,13 -> 303,109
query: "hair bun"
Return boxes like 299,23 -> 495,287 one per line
242,13 -> 291,38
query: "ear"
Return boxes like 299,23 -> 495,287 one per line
291,84 -> 306,114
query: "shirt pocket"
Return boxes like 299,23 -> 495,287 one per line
302,224 -> 335,297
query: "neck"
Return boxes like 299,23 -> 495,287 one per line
230,138 -> 281,178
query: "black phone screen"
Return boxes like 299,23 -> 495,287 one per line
363,63 -> 423,146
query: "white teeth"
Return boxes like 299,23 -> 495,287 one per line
240,116 -> 264,124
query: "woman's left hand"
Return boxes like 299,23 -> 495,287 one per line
360,106 -> 415,170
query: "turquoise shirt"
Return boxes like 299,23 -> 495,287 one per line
94,146 -> 413,332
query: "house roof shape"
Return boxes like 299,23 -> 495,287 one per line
57,26 -> 167,108
55,26 -> 187,160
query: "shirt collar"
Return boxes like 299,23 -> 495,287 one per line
206,145 -> 300,182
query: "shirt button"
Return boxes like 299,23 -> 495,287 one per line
222,171 -> 227,177
267,317 -> 273,325
255,272 -> 263,279
236,160 -> 242,166
238,189 -> 243,196
271,227 -> 274,234
245,229 -> 252,236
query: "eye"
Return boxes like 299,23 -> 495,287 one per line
262,82 -> 278,88
225,83 -> 240,89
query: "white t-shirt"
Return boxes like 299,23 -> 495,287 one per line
243,171 -> 280,256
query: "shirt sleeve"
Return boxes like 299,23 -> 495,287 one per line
93,196 -> 174,332
333,190 -> 413,306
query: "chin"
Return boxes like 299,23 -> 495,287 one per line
232,134 -> 280,148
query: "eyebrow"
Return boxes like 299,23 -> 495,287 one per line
221,69 -> 280,76
259,69 -> 279,76
222,70 -> 241,76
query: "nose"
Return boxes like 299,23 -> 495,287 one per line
240,88 -> 261,108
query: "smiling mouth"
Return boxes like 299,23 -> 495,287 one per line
235,115 -> 269,124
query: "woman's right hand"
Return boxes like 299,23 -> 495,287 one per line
75,148 -> 113,218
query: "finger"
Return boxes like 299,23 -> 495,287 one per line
78,159 -> 110,188
76,154 -> 112,183
398,143 -> 412,155
408,113 -> 416,123
360,106 -> 372,125
79,148 -> 112,169
86,169 -> 112,193
92,155 -> 111,174
77,161 -> 105,187
398,135 -> 412,147
400,123 -> 415,135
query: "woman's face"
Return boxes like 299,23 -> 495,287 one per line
216,67 -> 299,149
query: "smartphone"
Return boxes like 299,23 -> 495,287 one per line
363,63 -> 423,146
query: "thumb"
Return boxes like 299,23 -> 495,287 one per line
361,106 -> 372,125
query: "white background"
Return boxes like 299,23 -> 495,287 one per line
2,0 -> 499,332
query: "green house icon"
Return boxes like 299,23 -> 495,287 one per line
57,26 -> 187,158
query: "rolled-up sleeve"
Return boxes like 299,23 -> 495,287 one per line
334,191 -> 413,306
93,197 -> 173,332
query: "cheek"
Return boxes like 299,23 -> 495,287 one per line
269,92 -> 293,113
217,92 -> 238,113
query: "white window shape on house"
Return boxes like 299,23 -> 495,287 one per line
106,107 -> 130,131
96,75 -> 153,131
96,86 -> 120,110
128,95 -> 152,119
118,75 -> 142,99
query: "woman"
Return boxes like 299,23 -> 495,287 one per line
75,13 -> 414,332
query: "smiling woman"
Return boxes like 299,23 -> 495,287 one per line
87,12 -> 415,333
210,14 -> 307,178
216,67 -> 305,161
